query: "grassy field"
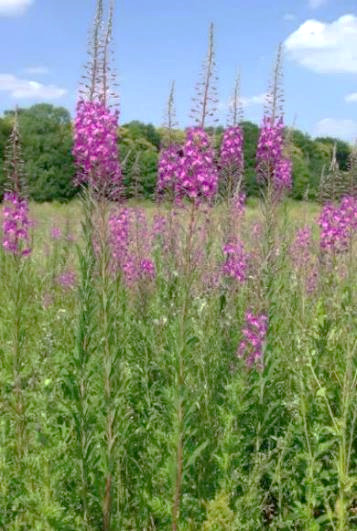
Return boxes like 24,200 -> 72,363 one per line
0,197 -> 356,529
29,198 -> 322,245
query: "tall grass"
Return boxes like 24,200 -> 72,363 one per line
0,197 -> 356,529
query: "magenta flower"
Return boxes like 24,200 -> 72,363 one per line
257,116 -> 283,168
220,126 -> 244,173
56,270 -> 76,290
73,99 -> 122,199
274,157 -> 292,193
237,311 -> 268,368
231,191 -> 246,218
222,239 -> 249,283
2,192 -> 31,257
290,226 -> 313,270
318,196 -> 357,254
109,207 -> 156,285
176,127 -> 218,202
157,145 -> 181,196
290,225 -> 319,294
109,207 -> 130,269
156,128 -> 218,202
139,258 -> 155,280
50,226 -> 62,240
152,214 -> 167,239
256,116 -> 292,195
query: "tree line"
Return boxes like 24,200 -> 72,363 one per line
0,103 -> 352,202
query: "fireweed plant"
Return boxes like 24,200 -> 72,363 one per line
0,109 -> 36,526
151,22 -> 222,530
72,0 -> 130,528
0,3 -> 356,529
256,45 -> 292,280
219,74 -> 245,203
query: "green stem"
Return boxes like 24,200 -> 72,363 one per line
13,257 -> 25,464
172,202 -> 196,530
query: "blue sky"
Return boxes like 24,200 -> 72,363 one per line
0,0 -> 356,141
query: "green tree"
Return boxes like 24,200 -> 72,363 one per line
316,137 -> 350,171
0,116 -> 12,195
119,123 -> 159,198
291,146 -> 312,200
241,121 -> 259,195
4,104 -> 76,202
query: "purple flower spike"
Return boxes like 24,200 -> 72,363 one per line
318,196 -> 357,254
2,192 -> 31,257
220,126 -> 244,173
56,270 -> 76,290
176,127 -> 218,202
222,239 -> 249,283
290,226 -> 312,269
51,227 -> 62,240
73,100 -> 122,200
109,207 -> 156,286
237,311 -> 268,369
157,145 -> 181,196
256,116 -> 292,195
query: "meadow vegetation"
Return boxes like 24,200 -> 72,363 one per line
0,1 -> 356,529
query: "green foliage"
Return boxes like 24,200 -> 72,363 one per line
291,130 -> 330,200
0,115 -> 12,192
202,492 -> 235,529
2,104 -> 77,202
316,137 -> 351,171
0,108 -> 353,203
241,120 -> 260,195
0,198 -> 356,528
291,146 -> 312,200
120,121 -> 159,198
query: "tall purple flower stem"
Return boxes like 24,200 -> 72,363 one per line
73,1 -> 123,528
1,110 -> 31,474
171,25 -> 219,531
220,74 -> 245,202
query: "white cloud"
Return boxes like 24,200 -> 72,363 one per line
345,92 -> 357,103
284,13 -> 296,22
308,0 -> 328,9
314,118 -> 357,140
0,74 -> 67,99
241,93 -> 267,107
218,93 -> 266,114
0,0 -> 33,16
23,66 -> 49,75
285,14 -> 357,73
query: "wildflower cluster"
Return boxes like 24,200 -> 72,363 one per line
152,214 -> 167,238
231,191 -> 246,218
158,128 -> 218,202
237,311 -> 268,368
290,225 -> 319,293
256,116 -> 292,194
56,270 -> 76,290
109,207 -> 156,284
50,226 -> 62,240
73,100 -> 122,199
220,125 -> 244,173
2,192 -> 31,257
290,226 -> 313,270
222,239 -> 249,283
109,207 -> 131,275
318,196 -> 357,253
176,127 -> 218,201
157,145 -> 181,196
274,157 -> 293,193
257,116 -> 283,168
